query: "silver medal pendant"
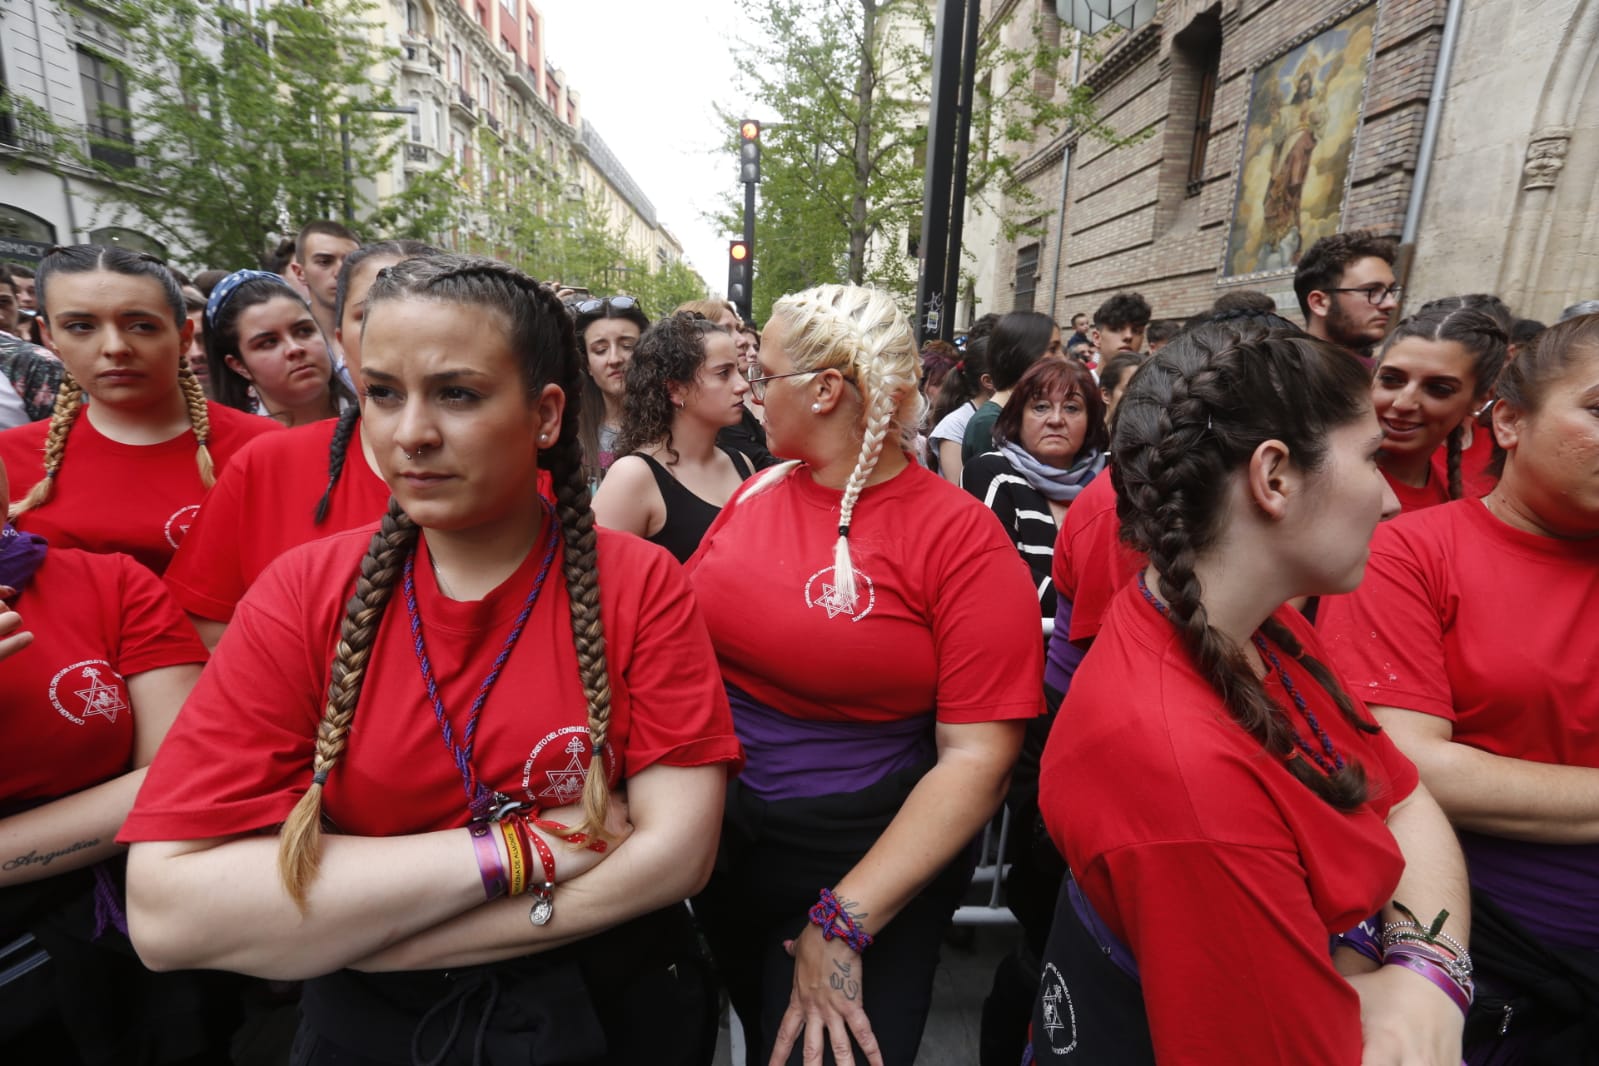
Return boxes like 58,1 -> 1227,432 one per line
529,884 -> 554,926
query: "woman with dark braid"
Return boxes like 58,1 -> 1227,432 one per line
1319,314 -> 1599,1062
688,284 -> 1041,1066
1373,306 -> 1506,513
119,255 -> 741,1066
0,246 -> 278,574
203,269 -> 353,428
165,241 -> 439,648
1030,328 -> 1472,1064
592,312 -> 754,563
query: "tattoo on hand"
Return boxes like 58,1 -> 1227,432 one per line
3,838 -> 100,871
829,958 -> 861,1001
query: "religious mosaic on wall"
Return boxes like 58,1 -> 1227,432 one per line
1222,3 -> 1379,281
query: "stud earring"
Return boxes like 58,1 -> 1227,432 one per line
538,433 -> 547,442
811,403 -> 821,412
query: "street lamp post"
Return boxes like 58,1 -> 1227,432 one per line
340,105 -> 419,223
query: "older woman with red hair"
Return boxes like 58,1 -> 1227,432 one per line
961,358 -> 1107,615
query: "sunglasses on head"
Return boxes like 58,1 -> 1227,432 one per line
573,295 -> 642,317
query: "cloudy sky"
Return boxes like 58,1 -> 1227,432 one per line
536,0 -> 759,296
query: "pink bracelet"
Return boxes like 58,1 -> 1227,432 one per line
468,822 -> 508,901
1383,949 -> 1471,1017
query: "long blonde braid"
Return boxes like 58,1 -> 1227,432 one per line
177,357 -> 216,488
8,373 -> 84,519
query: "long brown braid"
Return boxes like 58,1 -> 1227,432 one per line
1111,324 -> 1376,811
278,498 -> 419,903
275,255 -> 613,904
13,245 -> 213,519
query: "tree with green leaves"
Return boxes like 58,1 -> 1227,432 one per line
22,0 -> 407,269
722,0 -> 1129,322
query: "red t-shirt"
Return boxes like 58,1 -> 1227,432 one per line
1041,587 -> 1418,1064
1381,466 -> 1449,515
165,417 -> 390,622
2,549 -> 206,805
0,403 -> 279,574
686,462 -> 1042,725
1049,466 -> 1141,644
1317,499 -> 1599,767
120,526 -> 741,841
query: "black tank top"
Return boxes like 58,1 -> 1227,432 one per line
634,447 -> 754,564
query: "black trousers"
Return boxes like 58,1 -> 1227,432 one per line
288,905 -> 718,1066
694,764 -> 977,1066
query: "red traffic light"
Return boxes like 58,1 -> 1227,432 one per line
739,120 -> 760,142
730,241 -> 750,261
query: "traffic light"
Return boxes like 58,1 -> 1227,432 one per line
728,239 -> 752,316
738,119 -> 761,184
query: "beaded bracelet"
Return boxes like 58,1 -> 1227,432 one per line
1384,947 -> 1473,1017
808,888 -> 874,953
468,822 -> 508,901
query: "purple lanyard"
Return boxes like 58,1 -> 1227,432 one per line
403,502 -> 560,823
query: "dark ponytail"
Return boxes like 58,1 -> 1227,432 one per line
1112,323 -> 1377,811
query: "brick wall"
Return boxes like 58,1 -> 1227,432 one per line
985,0 -> 1445,323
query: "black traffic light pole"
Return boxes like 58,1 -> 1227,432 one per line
914,0 -> 980,344
730,120 -> 761,322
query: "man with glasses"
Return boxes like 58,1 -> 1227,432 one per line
1293,230 -> 1400,365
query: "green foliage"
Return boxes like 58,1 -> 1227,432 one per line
20,0 -> 406,269
723,0 -> 1134,320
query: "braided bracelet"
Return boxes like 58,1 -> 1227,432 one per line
808,888 -> 874,953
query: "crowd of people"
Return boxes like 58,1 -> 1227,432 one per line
0,221 -> 1595,1066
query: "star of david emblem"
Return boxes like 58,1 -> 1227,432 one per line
539,736 -> 589,804
814,582 -> 858,620
74,667 -> 127,724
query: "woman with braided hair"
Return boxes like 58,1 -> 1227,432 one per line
687,284 -> 1042,1065
0,245 -> 278,574
166,241 -> 440,648
592,311 -> 753,563
1372,306 -> 1506,513
1031,328 -> 1472,1064
119,255 -> 742,1065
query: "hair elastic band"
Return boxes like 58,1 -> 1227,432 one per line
311,769 -> 329,785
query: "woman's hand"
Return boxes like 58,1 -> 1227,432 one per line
0,588 -> 34,662
769,924 -> 883,1066
1348,965 -> 1464,1066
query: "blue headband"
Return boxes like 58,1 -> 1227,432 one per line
204,269 -> 292,331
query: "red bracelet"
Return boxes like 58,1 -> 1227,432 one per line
468,822 -> 508,901
530,813 -> 609,853
515,814 -> 558,886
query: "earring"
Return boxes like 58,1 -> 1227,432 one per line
538,434 -> 547,442
811,403 -> 821,412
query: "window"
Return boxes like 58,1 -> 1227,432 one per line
77,47 -> 134,168
405,1 -> 421,34
500,0 -> 515,16
1186,33 -> 1221,195
480,74 -> 492,115
476,3 -> 487,27
1014,243 -> 1040,313
1169,8 -> 1222,201
409,94 -> 423,141
450,45 -> 463,85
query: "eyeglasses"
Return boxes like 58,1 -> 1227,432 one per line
1325,284 -> 1402,306
744,368 -> 814,401
572,295 -> 642,317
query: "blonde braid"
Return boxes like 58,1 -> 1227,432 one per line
9,374 -> 84,519
831,379 -> 900,604
178,359 -> 215,488
278,498 -> 418,906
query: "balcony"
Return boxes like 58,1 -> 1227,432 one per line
399,33 -> 444,77
508,64 -> 538,101
485,112 -> 501,136
450,86 -> 477,122
404,141 -> 445,171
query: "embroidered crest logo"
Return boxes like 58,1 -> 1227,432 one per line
49,660 -> 129,726
164,504 -> 201,548
803,566 -> 876,622
1039,962 -> 1078,1055
520,726 -> 618,806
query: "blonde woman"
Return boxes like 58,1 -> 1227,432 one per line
686,284 -> 1042,1065
0,246 -> 278,573
118,256 -> 742,1065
